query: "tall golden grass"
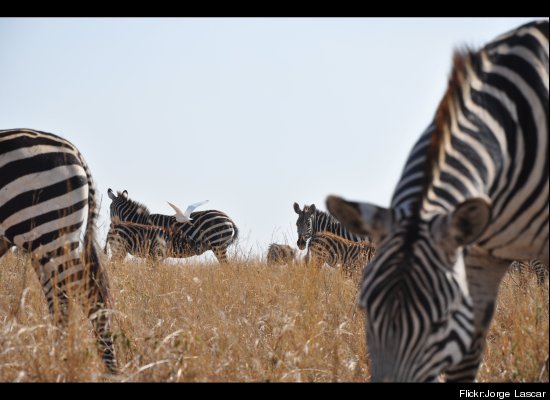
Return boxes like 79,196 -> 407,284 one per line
0,250 -> 547,382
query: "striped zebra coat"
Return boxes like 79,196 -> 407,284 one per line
293,202 -> 366,250
266,243 -> 297,265
106,189 -> 238,263
0,128 -> 118,374
509,259 -> 548,287
327,20 -> 548,382
306,231 -> 375,276
106,221 -> 170,261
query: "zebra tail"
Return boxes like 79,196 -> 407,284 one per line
230,223 -> 239,246
80,154 -> 110,303
81,154 -> 119,373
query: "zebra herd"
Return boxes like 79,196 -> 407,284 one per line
0,20 -> 547,381
104,189 -> 238,263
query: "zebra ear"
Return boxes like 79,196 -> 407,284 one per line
309,204 -> 316,213
450,198 -> 491,245
108,188 -> 116,200
122,190 -> 128,198
293,202 -> 301,214
326,195 -> 390,239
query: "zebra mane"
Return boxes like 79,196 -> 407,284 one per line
314,207 -> 345,226
434,49 -> 474,150
315,230 -> 374,247
424,47 -> 477,207
117,192 -> 152,217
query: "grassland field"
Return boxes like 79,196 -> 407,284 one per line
0,250 -> 547,382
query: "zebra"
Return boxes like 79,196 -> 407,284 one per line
293,202 -> 366,250
306,231 -> 375,276
509,259 -> 548,287
106,189 -> 239,263
0,128 -> 118,374
326,20 -> 548,382
105,221 -> 170,262
266,243 -> 297,265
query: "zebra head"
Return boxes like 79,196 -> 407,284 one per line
107,188 -> 151,224
294,202 -> 316,250
327,195 -> 491,382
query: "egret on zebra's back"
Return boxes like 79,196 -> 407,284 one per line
167,200 -> 209,223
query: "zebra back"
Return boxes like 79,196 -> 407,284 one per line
267,243 -> 297,265
106,221 -> 170,261
307,231 -> 375,274
171,210 -> 239,247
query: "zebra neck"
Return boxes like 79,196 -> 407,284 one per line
149,214 -> 174,229
312,210 -> 362,241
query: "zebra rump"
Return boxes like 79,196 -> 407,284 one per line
306,231 -> 375,275
0,128 -> 118,374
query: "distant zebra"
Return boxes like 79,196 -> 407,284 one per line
293,202 -> 367,250
106,189 -> 238,263
509,259 -> 548,287
0,128 -> 117,373
306,231 -> 375,276
266,243 -> 297,265
327,20 -> 548,381
105,222 -> 169,262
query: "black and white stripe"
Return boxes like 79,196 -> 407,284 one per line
0,128 -> 118,374
306,231 -> 375,276
327,20 -> 548,382
106,189 -> 239,263
509,259 -> 548,287
266,243 -> 297,265
105,221 -> 169,261
293,202 -> 366,250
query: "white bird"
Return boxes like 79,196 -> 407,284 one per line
167,200 -> 209,223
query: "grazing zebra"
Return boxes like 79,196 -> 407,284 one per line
105,221 -> 169,262
293,202 -> 366,250
0,128 -> 118,374
327,20 -> 548,382
266,243 -> 297,265
509,259 -> 548,287
306,231 -> 375,276
106,189 -> 239,263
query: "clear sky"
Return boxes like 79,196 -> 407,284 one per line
0,17 -> 542,260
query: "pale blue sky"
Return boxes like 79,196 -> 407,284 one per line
0,17 -> 541,260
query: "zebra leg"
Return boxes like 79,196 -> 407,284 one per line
81,241 -> 118,374
0,239 -> 11,258
33,242 -> 118,374
109,239 -> 127,263
445,250 -> 509,382
212,247 -> 229,263
32,255 -> 73,328
151,235 -> 168,263
532,259 -> 548,287
306,249 -> 324,270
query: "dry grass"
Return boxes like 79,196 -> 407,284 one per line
0,250 -> 547,382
